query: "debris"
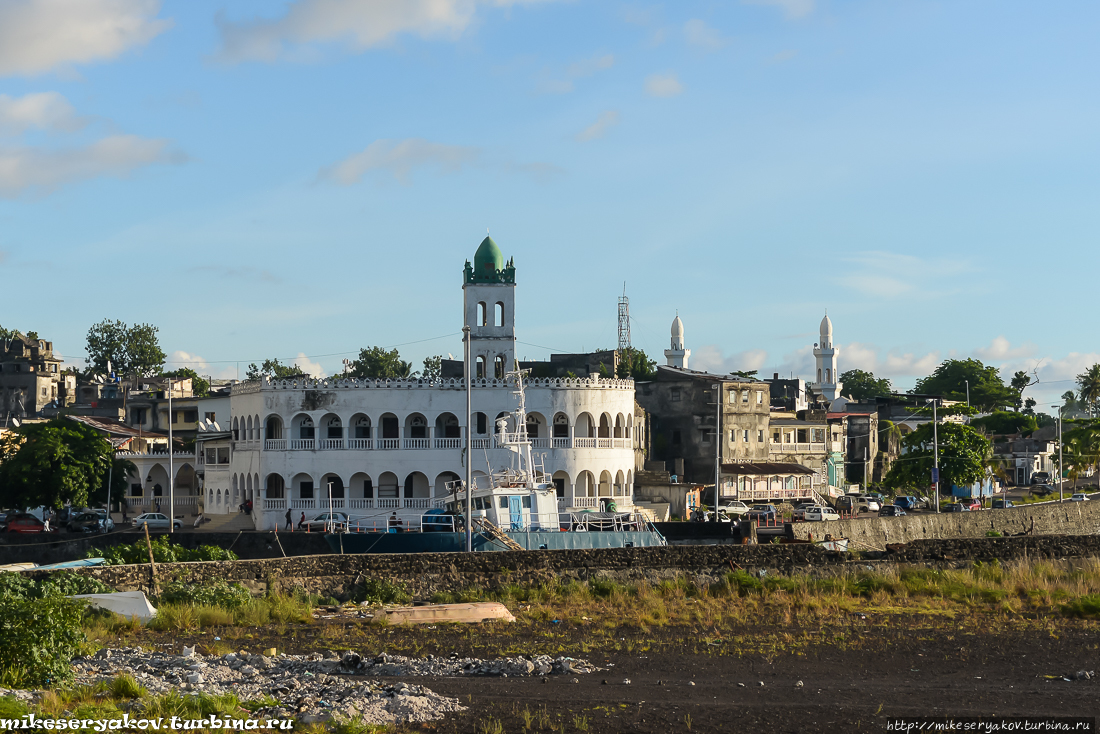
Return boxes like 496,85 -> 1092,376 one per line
758,682 -> 765,687
623,679 -> 631,685
796,681 -> 804,688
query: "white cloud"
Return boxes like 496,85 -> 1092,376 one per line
683,19 -> 728,50
575,110 -> 619,142
166,351 -> 237,380
838,251 -> 974,300
645,73 -> 683,97
321,138 -> 479,185
973,336 -> 1038,362
292,352 -> 326,378
538,53 -> 614,94
0,135 -> 183,198
0,0 -> 171,76
742,0 -> 815,20
0,92 -> 86,135
692,345 -> 768,375
216,0 -> 556,63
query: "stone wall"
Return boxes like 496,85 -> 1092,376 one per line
788,499 -> 1100,548
886,535 -> 1100,564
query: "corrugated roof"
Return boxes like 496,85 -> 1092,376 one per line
720,462 -> 816,475
65,415 -> 169,439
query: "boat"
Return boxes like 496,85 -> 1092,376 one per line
327,370 -> 666,554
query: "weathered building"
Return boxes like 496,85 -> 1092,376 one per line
0,334 -> 75,423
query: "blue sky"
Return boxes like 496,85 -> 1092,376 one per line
1,0 -> 1097,410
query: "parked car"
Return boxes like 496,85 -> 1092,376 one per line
961,499 -> 982,511
991,499 -> 1015,509
943,504 -> 970,513
1070,493 -> 1090,502
803,506 -> 840,522
893,496 -> 921,511
745,504 -> 778,523
1030,484 -> 1056,497
836,496 -> 871,514
1030,471 -> 1052,485
879,505 -> 906,517
301,512 -> 350,532
4,513 -> 56,533
67,512 -> 110,533
856,495 -> 882,512
90,509 -> 115,531
792,503 -> 818,521
132,513 -> 183,531
716,501 -> 750,517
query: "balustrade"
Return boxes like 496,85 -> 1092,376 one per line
256,434 -> 637,453
320,439 -> 344,450
264,439 -> 287,451
347,438 -> 372,449
574,438 -> 597,448
403,438 -> 430,450
289,439 -> 315,450
263,498 -> 287,510
377,438 -> 400,450
434,438 -> 461,449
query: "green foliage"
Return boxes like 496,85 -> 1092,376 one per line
110,673 -> 147,699
348,346 -> 414,379
913,358 -> 1016,412
1062,594 -> 1100,618
85,319 -> 165,377
352,578 -> 411,605
840,369 -> 893,401
615,347 -> 656,380
91,536 -> 238,565
159,580 -> 252,609
971,411 -> 1039,436
1077,365 -> 1100,416
0,595 -> 87,687
420,355 -> 443,381
882,421 -> 992,493
0,325 -> 17,341
245,358 -> 306,381
161,367 -> 210,397
0,418 -> 115,511
0,571 -> 111,601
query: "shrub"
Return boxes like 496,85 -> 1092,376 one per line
0,571 -> 111,601
1062,594 -> 1100,618
0,596 -> 87,687
91,537 -> 238,566
159,580 -> 251,609
352,578 -> 411,605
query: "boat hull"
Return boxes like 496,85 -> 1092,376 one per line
325,530 -> 665,554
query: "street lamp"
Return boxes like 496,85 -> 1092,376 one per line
927,398 -> 940,513
1051,405 -> 1064,504
711,383 -> 722,515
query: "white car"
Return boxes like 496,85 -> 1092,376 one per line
792,502 -> 818,521
1070,493 -> 1090,502
132,513 -> 182,531
804,506 -> 841,522
857,495 -> 881,512
716,501 -> 750,517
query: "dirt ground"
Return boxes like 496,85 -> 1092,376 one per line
144,616 -> 1100,733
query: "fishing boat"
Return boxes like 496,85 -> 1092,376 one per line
327,371 -> 666,554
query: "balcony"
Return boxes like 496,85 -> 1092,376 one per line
261,435 -> 635,452
771,442 -> 827,454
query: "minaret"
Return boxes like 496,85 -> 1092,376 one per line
810,311 -> 842,401
664,313 -> 690,369
463,236 -> 516,379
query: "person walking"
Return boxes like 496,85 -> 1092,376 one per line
298,512 -> 306,531
284,507 -> 293,531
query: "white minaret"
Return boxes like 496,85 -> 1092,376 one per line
810,311 -> 842,401
664,313 -> 690,369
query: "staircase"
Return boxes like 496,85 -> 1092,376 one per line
632,501 -> 670,522
191,513 -> 256,533
473,518 -> 525,551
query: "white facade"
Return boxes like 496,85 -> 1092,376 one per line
809,313 -> 843,402
664,314 -> 690,369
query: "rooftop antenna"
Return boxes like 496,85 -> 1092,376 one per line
617,283 -> 631,356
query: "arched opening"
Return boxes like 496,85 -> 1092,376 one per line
350,472 -> 373,499
292,473 -> 315,500
175,464 -> 195,496
598,414 -> 611,438
614,414 -> 624,438
377,471 -> 399,499
599,470 -> 612,497
476,356 -> 487,379
575,413 -> 594,438
435,412 -> 460,439
477,302 -> 487,326
405,413 -> 428,439
552,413 -> 570,439
254,415 -> 260,441
380,413 -> 399,440
626,414 -> 633,439
265,474 -> 285,499
615,470 -> 625,496
323,414 -> 342,440
626,470 -> 633,494
232,417 -> 239,440
291,414 -> 314,440
552,470 -> 570,499
321,473 -> 345,500
434,471 -> 460,497
525,411 -> 546,439
495,302 -> 504,327
474,412 -> 488,435
246,415 -> 253,440
351,414 -> 372,439
403,471 -> 430,499
494,355 -> 505,379
265,416 -> 283,440
576,471 -> 595,497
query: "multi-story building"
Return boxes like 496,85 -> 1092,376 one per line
1,334 -> 75,423
220,236 -> 641,530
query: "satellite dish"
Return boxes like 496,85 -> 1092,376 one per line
212,422 -> 222,431
11,418 -> 21,427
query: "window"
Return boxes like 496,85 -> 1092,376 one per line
130,483 -> 142,497
758,430 -> 765,442
51,364 -> 57,372
41,387 -> 47,396
743,429 -> 749,442
756,391 -> 763,404
730,429 -> 737,442
300,481 -> 314,499
476,412 -> 487,434
131,408 -> 146,425
670,388 -> 681,402
499,497 -> 508,509
728,390 -> 737,404
205,412 -> 216,422
477,302 -> 487,326
773,431 -> 781,443
701,429 -> 713,444
741,390 -> 748,403
205,449 -> 216,465
216,447 -> 230,464
522,495 -> 531,509
812,428 -> 825,443
495,302 -> 505,327
672,430 -> 682,445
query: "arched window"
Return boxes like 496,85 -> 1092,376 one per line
553,413 -> 569,438
476,356 -> 487,379
494,355 -> 505,379
477,302 -> 487,326
495,302 -> 504,327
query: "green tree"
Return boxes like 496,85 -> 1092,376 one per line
245,358 -> 306,380
0,325 -> 16,340
882,421 -> 992,496
162,367 -> 210,397
1059,390 -> 1080,418
912,358 -> 1015,412
840,369 -> 893,401
615,347 -> 656,379
421,355 -> 443,381
0,419 -> 115,510
1076,364 -> 1100,417
348,347 -> 414,379
1010,370 -> 1034,410
85,319 -> 166,377
971,411 -> 1038,436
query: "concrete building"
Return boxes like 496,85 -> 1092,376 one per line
225,237 -> 641,530
767,408 -> 846,495
1,335 -> 75,423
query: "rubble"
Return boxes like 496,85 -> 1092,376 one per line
21,647 -> 603,726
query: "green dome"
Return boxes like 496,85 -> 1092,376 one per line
473,236 -> 504,276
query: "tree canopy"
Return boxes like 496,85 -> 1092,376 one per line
420,355 -> 443,381
245,358 -> 306,381
348,347 -> 413,379
0,419 -> 120,510
882,421 -> 992,495
840,369 -> 893,402
616,347 -> 657,380
912,358 -> 1015,412
85,319 -> 166,378
162,367 -> 210,397
970,411 -> 1038,436
1077,364 -> 1100,416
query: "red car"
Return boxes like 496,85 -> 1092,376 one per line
3,513 -> 56,533
961,499 -> 982,511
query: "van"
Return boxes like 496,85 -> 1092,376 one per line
836,496 -> 871,514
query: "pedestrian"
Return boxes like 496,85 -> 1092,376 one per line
284,507 -> 293,531
121,505 -> 128,524
42,513 -> 51,533
298,512 -> 306,531
193,511 -> 204,529
245,499 -> 253,516
388,512 -> 402,532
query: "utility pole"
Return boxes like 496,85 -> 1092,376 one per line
711,382 -> 721,514
930,398 -> 940,513
1051,405 -> 1064,504
965,380 -> 970,424
168,377 -> 175,533
463,322 -> 473,552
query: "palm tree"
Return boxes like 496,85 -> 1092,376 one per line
1077,365 -> 1100,418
